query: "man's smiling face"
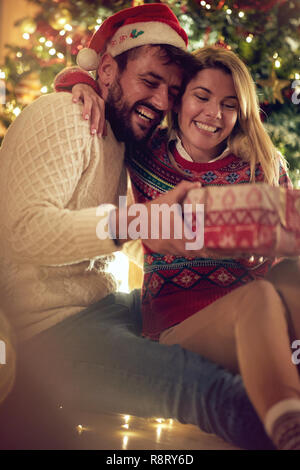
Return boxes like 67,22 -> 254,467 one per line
106,46 -> 183,143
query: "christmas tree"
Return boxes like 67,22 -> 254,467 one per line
0,0 -> 299,180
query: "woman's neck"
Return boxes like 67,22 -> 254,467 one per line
176,132 -> 227,163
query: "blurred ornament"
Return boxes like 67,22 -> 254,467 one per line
14,72 -> 41,105
36,20 -> 58,40
258,69 -> 290,104
19,18 -> 37,35
215,37 -> 231,50
132,0 -> 144,6
49,8 -> 72,31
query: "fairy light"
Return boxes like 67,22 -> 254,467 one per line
206,4 -> 211,9
45,40 -> 53,48
22,33 -> 30,40
57,52 -> 64,59
156,425 -> 162,441
76,424 -> 83,434
59,30 -> 66,36
295,73 -> 300,80
40,86 -> 48,93
246,34 -> 253,43
238,11 -> 245,18
39,37 -> 46,43
200,1 -> 206,6
122,435 -> 129,450
13,107 -> 21,117
226,8 -> 232,14
49,48 -> 56,56
0,70 -> 5,79
66,37 -> 73,45
95,25 -> 100,31
96,18 -> 102,24
273,52 -> 279,59
275,59 -> 281,68
64,24 -> 72,31
123,415 -> 130,423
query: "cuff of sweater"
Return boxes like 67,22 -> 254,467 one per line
54,67 -> 99,94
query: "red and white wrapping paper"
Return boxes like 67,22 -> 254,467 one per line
184,183 -> 300,257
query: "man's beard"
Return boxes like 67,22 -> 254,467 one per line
106,81 -> 163,145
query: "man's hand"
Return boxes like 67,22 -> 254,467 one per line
115,181 -> 206,256
72,83 -> 107,137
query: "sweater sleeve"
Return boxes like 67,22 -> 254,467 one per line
54,66 -> 99,94
0,93 -> 119,266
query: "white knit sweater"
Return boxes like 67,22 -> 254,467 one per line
0,92 -> 128,342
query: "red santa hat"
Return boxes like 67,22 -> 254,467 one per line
77,3 -> 188,71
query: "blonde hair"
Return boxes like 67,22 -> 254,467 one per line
175,46 -> 286,186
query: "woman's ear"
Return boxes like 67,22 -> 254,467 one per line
97,53 -> 118,89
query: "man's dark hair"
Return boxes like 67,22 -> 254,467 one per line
114,44 -> 199,97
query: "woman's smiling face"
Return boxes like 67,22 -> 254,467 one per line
177,67 -> 239,162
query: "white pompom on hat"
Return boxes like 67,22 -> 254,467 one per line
77,3 -> 188,72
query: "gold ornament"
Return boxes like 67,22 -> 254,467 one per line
20,18 -> 37,35
15,72 -> 41,106
49,8 -> 72,31
257,68 -> 290,104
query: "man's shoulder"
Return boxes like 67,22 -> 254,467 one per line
24,92 -> 82,116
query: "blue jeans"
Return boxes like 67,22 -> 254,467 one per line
3,290 -> 274,449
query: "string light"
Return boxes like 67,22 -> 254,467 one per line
238,11 -> 245,18
295,73 -> 300,80
41,86 -> 48,93
57,52 -> 64,59
122,435 -> 129,450
200,1 -> 206,6
206,4 -> 211,9
246,34 -> 253,43
59,30 -> 66,36
13,107 -> 21,117
226,9 -> 232,14
45,40 -> 53,47
0,70 -> 5,79
66,37 -> 73,45
273,52 -> 279,59
22,33 -> 30,40
39,37 -> 46,43
64,24 -> 72,32
275,59 -> 281,68
76,424 -> 83,434
49,48 -> 56,56
96,18 -> 102,24
16,52 -> 22,58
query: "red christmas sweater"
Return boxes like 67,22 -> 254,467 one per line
126,130 -> 292,340
54,69 -> 293,341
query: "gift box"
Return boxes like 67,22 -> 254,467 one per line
183,183 -> 300,257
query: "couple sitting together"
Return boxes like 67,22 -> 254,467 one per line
0,3 -> 300,450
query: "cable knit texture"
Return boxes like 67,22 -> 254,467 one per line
0,92 -> 127,342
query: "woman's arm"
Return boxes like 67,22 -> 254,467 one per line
54,66 -> 106,136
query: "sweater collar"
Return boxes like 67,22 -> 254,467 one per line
168,129 -> 231,163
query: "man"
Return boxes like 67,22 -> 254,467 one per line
0,4 -> 273,449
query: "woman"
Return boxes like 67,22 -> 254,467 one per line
56,45 -> 300,450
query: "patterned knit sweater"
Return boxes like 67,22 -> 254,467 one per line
126,129 -> 292,340
0,92 -> 128,342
